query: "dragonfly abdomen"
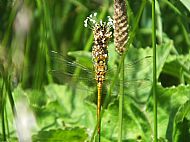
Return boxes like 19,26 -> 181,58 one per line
92,56 -> 108,83
84,13 -> 113,135
92,23 -> 112,84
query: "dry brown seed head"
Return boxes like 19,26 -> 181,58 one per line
114,0 -> 129,55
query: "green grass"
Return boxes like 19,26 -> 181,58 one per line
0,0 -> 190,142
152,0 -> 157,141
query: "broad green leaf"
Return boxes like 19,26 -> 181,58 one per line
147,84 -> 190,141
180,0 -> 190,12
0,136 -> 18,142
158,137 -> 169,142
175,100 -> 190,122
44,83 -> 96,131
156,41 -> 173,78
173,100 -> 190,142
32,128 -> 88,142
163,53 -> 190,84
122,41 -> 172,102
101,97 -> 152,141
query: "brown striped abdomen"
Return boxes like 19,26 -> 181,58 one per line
92,23 -> 111,84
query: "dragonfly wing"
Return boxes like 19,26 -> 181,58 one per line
105,55 -> 152,87
106,78 -> 152,103
106,55 -> 152,78
49,51 -> 95,85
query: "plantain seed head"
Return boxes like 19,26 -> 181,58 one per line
114,0 -> 129,55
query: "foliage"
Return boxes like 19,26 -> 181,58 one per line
0,0 -> 190,142
32,128 -> 88,142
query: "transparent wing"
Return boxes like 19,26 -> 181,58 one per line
49,51 -> 152,96
49,51 -> 95,85
106,55 -> 152,80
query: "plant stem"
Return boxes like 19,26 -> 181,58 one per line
105,0 -> 147,106
6,77 -> 17,116
5,107 -> 10,138
152,0 -> 157,141
2,106 -> 6,141
90,123 -> 98,142
118,54 -> 125,142
1,86 -> 6,141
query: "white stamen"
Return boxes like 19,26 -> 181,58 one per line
93,20 -> 96,24
100,20 -> 102,26
84,19 -> 88,27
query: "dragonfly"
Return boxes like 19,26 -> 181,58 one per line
49,50 -> 152,135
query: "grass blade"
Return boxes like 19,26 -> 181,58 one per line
152,0 -> 157,141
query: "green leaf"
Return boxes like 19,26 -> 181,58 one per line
118,41 -> 172,102
173,100 -> 190,142
32,128 -> 88,142
101,97 -> 152,141
38,83 -> 96,130
158,137 -> 169,142
179,0 -> 190,12
147,84 -> 190,141
175,101 -> 190,122
0,136 -> 18,142
163,53 -> 190,83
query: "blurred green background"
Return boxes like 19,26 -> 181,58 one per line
0,0 -> 190,142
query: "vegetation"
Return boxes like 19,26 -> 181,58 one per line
0,0 -> 190,141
